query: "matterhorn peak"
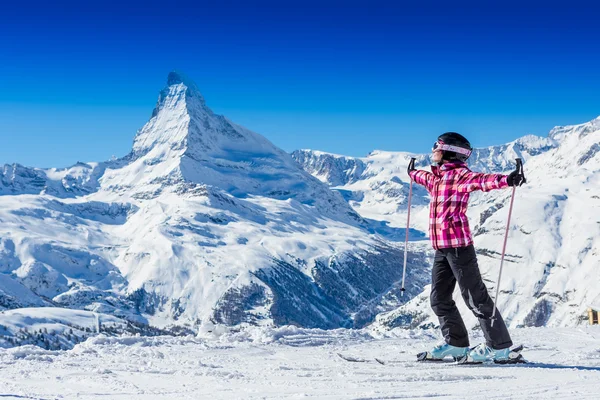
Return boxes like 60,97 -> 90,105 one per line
109,71 -> 361,222
166,70 -> 205,105
132,72 -> 212,158
147,71 -> 206,122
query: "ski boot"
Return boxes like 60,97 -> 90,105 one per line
458,343 -> 526,364
417,342 -> 468,362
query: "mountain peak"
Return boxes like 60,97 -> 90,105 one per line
132,71 -> 209,159
549,115 -> 600,142
119,72 -> 360,218
164,70 -> 205,106
167,71 -> 201,94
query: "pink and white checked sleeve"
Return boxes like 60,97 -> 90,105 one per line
409,169 -> 434,191
457,171 -> 509,193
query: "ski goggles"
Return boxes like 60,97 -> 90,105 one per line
432,141 -> 472,157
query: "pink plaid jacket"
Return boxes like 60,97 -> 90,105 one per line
408,161 -> 509,250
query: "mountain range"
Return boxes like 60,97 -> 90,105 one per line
1,72 -> 598,347
0,72 -> 429,342
293,117 -> 600,330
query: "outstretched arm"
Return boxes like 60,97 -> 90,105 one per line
457,171 -> 509,193
458,159 -> 526,193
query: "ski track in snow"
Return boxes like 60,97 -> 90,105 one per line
1,326 -> 599,399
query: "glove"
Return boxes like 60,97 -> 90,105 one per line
507,168 -> 526,187
407,158 -> 416,174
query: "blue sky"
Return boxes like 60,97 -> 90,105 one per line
1,0 -> 599,167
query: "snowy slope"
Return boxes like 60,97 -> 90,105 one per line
1,326 -> 600,399
293,149 -> 432,235
293,117 -> 600,329
0,72 -> 431,334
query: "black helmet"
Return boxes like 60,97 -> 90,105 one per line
433,132 -> 472,162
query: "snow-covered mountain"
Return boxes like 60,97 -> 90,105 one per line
293,118 -> 600,330
2,71 -> 598,344
0,72 -> 431,339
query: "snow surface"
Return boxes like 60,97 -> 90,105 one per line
1,326 -> 600,399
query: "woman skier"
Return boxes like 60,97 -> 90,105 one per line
408,132 -> 526,363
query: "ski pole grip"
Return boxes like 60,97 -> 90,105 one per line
408,157 -> 416,173
515,158 -> 525,178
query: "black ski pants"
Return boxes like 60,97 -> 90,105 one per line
430,244 -> 513,350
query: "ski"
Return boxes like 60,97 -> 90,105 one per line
336,353 -> 387,365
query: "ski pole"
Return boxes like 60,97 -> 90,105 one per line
401,157 -> 416,297
491,158 -> 524,326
